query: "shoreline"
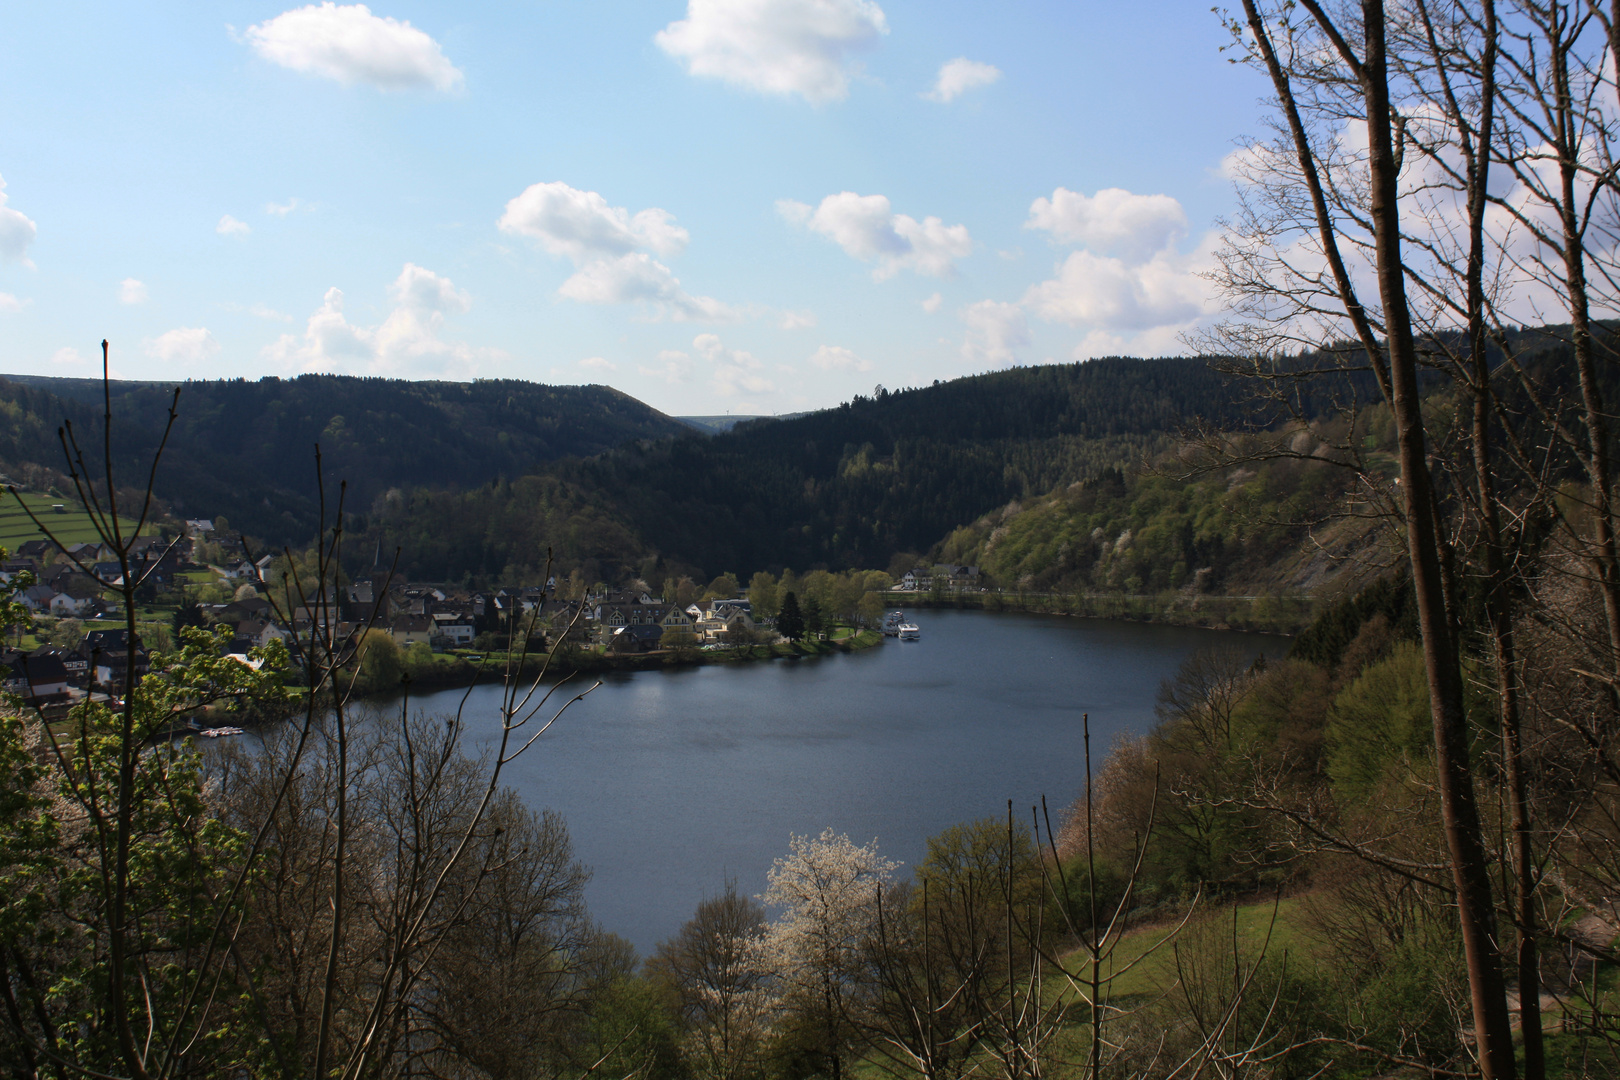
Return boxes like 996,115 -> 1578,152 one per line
368,628 -> 887,697
897,590 -> 1310,636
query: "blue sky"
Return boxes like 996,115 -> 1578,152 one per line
0,2 -> 1269,416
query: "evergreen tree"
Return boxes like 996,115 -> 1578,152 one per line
777,591 -> 805,641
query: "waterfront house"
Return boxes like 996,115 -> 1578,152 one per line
389,614 -> 433,648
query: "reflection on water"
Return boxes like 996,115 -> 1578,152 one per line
388,609 -> 1286,954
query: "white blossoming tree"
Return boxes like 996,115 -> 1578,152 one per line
761,828 -> 898,1080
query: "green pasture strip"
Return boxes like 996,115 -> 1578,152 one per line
1041,895 -> 1319,1007
0,491 -> 141,551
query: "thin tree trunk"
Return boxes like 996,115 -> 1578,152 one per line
1354,5 -> 1518,1076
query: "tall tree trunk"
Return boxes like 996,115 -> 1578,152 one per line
1351,3 -> 1520,1075
1443,0 -> 1544,1068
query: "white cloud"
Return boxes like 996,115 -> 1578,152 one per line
266,197 -> 301,215
556,253 -> 736,321
638,349 -> 695,383
1025,187 -> 1187,263
960,300 -> 1028,366
144,327 -> 221,365
0,174 -> 38,266
781,191 -> 972,279
389,260 -> 470,313
808,344 -> 870,371
656,0 -> 888,104
921,292 -> 942,313
51,347 -> 88,366
119,278 -> 147,304
924,57 -> 1000,102
580,356 -> 618,372
245,3 -> 463,92
498,181 -> 688,262
217,214 -> 251,236
501,181 -> 733,321
1023,249 -> 1207,332
693,333 -> 775,395
780,308 -> 817,329
263,263 -> 493,376
0,293 -> 27,314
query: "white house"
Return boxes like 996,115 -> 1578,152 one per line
50,592 -> 95,617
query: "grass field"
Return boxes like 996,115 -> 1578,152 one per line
0,490 -> 141,551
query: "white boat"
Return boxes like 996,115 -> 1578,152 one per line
882,611 -> 905,636
898,623 -> 920,641
198,726 -> 244,738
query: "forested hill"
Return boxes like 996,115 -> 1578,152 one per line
352,357 -> 1256,584
0,374 -> 689,543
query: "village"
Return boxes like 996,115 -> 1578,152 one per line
0,513 -> 981,705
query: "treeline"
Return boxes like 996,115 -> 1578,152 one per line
0,372 -> 687,544
934,449 -> 1357,596
342,358 -> 1260,585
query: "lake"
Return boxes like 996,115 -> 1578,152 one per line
402,609 -> 1286,955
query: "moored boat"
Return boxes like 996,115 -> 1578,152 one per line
898,623 -> 920,641
882,611 -> 905,636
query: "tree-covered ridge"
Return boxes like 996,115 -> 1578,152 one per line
931,453 -> 1362,596
533,357 -> 1256,580
0,373 -> 690,545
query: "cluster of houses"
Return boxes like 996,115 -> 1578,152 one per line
589,592 -> 758,654
0,514 -> 791,705
0,536 -> 192,620
1,628 -> 146,704
900,564 -> 982,591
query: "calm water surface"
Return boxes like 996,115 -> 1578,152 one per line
402,610 -> 1285,954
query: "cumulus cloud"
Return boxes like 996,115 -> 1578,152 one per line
924,57 -> 1000,102
266,197 -> 301,216
780,192 -> 972,279
1025,187 -> 1187,262
245,3 -> 463,91
656,0 -> 888,103
120,278 -> 147,304
499,181 -> 688,261
500,181 -> 733,321
993,184 -> 1217,358
693,333 -> 775,395
217,215 -> 251,237
555,253 -> 735,321
0,293 -> 27,314
389,260 -> 470,313
1023,249 -> 1206,332
808,344 -> 870,371
0,174 -> 38,266
960,300 -> 1029,366
580,356 -> 618,372
921,291 -> 942,313
263,263 -> 493,376
144,327 -> 222,365
51,347 -> 89,366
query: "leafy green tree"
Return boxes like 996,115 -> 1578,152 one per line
748,571 -> 780,620
707,572 -> 741,599
356,627 -> 404,693
1,627 -> 289,1076
1325,642 -> 1432,803
661,626 -> 700,660
802,596 -> 824,640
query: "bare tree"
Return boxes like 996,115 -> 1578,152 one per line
649,881 -> 772,1080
